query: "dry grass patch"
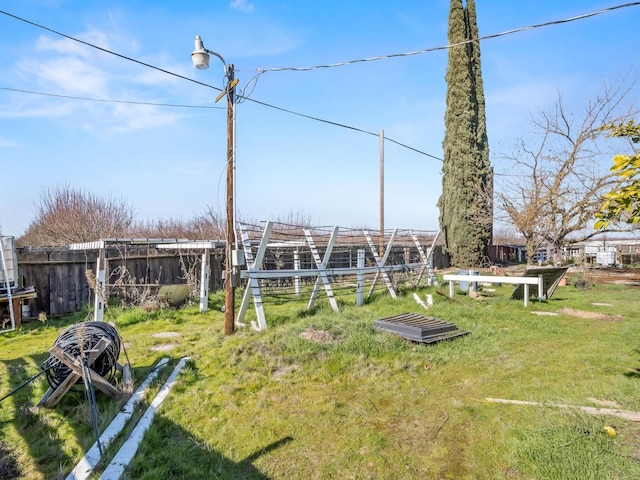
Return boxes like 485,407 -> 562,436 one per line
299,326 -> 333,343
558,307 -> 622,322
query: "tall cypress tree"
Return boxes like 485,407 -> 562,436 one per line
438,0 -> 492,267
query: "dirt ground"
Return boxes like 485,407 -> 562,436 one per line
493,265 -> 640,287
577,266 -> 640,286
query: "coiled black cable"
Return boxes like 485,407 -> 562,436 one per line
41,321 -> 121,390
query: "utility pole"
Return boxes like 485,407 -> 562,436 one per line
224,64 -> 235,335
191,36 -> 238,335
379,129 -> 385,255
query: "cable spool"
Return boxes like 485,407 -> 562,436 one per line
41,321 -> 121,390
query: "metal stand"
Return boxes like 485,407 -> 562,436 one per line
39,337 -> 122,408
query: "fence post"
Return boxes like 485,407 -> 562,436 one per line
294,247 -> 301,295
199,250 -> 210,313
94,247 -> 106,322
356,249 -> 365,306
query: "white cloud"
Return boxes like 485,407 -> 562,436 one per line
107,103 -> 182,134
230,0 -> 254,14
8,27 -> 185,135
32,57 -> 110,96
35,34 -> 94,59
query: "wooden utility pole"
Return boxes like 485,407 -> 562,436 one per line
224,64 -> 235,335
379,129 -> 385,254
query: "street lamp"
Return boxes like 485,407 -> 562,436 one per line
191,35 -> 237,335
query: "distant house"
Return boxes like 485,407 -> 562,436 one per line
490,237 -> 640,266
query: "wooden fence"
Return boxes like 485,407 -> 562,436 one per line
17,246 -> 225,317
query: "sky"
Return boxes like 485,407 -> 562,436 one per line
0,0 -> 639,238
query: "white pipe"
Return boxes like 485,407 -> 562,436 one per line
66,358 -> 169,480
99,357 -> 190,480
0,236 -> 15,331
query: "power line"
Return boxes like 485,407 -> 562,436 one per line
0,86 -> 225,109
258,2 -> 640,72
9,3 -> 630,162
4,3 -> 636,160
0,10 -> 219,92
244,96 -> 444,161
0,9 -> 442,161
2,84 -> 443,161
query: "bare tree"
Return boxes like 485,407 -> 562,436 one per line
19,185 -> 135,246
130,206 -> 226,240
495,80 -> 637,263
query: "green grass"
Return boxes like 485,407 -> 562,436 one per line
1,278 -> 640,479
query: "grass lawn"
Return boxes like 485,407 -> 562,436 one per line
1,274 -> 640,479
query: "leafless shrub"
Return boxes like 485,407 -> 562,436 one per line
89,263 -> 167,311
131,206 -> 226,240
18,185 -> 134,247
110,266 -> 144,307
177,253 -> 201,299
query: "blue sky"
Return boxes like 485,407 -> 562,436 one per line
1,0 -> 638,237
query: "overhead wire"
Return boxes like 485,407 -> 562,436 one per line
0,86 -> 225,109
257,2 -> 640,72
0,84 -> 443,161
2,2 -> 638,164
0,10 -> 220,93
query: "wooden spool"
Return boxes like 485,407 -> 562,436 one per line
38,336 -> 124,408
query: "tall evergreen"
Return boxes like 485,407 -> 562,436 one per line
438,0 -> 492,267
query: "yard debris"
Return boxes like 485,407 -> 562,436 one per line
373,313 -> 468,344
468,290 -> 484,300
412,293 -> 433,309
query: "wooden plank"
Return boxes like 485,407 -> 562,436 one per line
486,397 -> 640,422
40,338 -> 120,407
443,274 -> 540,285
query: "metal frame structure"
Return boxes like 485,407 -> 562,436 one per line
236,222 -> 440,331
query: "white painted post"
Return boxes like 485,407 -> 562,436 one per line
356,249 -> 365,306
524,284 -> 529,308
365,229 -> 397,299
0,237 -> 15,331
305,227 -> 339,312
449,280 -> 455,299
538,274 -> 544,301
199,250 -> 210,313
94,248 -> 106,322
237,222 -> 272,330
294,247 -> 301,295
426,230 -> 440,287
